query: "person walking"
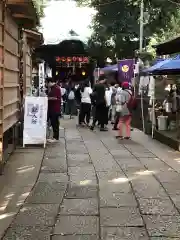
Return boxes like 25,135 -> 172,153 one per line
47,77 -> 61,142
110,85 -> 117,124
116,81 -> 133,139
90,75 -> 107,131
67,85 -> 75,119
113,85 -> 123,130
105,85 -> 112,126
79,80 -> 92,126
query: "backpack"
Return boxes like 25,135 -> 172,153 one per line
68,90 -> 75,100
125,90 -> 137,111
111,92 -> 116,105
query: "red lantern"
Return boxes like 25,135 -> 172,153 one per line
72,56 -> 77,62
78,57 -> 83,62
83,57 -> 89,63
61,57 -> 65,62
67,57 -> 71,62
56,56 -> 60,62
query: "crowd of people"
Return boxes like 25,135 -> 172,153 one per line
46,75 -> 136,143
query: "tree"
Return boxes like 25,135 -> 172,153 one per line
77,0 -> 180,61
34,0 -> 47,20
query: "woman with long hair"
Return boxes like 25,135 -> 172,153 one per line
78,79 -> 92,126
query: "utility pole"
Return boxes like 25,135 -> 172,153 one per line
139,0 -> 144,52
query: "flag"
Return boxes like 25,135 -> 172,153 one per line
118,59 -> 135,83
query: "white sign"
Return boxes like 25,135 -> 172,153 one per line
23,96 -> 48,147
39,62 -> 45,96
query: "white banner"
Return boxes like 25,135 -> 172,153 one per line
39,62 -> 45,96
23,96 -> 48,147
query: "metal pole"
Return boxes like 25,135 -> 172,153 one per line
140,90 -> 145,132
139,0 -> 144,52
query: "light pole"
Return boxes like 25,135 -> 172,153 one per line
139,0 -> 144,52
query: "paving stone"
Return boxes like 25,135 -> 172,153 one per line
3,226 -> 52,240
155,170 -> 180,183
54,216 -> 99,235
102,140 -> 125,151
66,140 -> 84,145
150,238 -> 180,240
119,160 -> 145,171
100,207 -> 143,227
93,162 -> 120,171
52,235 -> 98,240
45,151 -> 66,158
60,199 -> 98,215
99,181 -> 132,194
114,157 -> 138,164
12,204 -> 59,226
26,182 -> 66,204
138,157 -> 168,170
124,145 -> 149,153
65,132 -> 81,140
67,145 -> 88,154
66,184 -> 98,198
163,182 -> 180,195
110,149 -> 134,158
132,178 -> 168,199
100,192 -> 137,207
69,166 -> 95,174
41,157 -> 67,173
171,195 -> 180,210
67,154 -> 91,166
143,215 -> 180,237
97,171 -> 125,181
138,198 -> 178,215
133,152 -> 156,158
123,167 -> 148,176
69,167 -> 96,183
38,173 -> 68,183
101,227 -> 148,240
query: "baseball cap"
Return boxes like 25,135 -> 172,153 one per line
122,81 -> 129,88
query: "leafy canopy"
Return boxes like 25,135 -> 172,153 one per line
76,0 -> 180,62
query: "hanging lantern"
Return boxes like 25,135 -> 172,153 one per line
72,56 -> 77,62
67,57 -> 71,62
82,70 -> 86,76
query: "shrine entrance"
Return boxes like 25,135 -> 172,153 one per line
35,39 -> 95,83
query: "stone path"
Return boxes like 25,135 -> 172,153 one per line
2,120 -> 180,239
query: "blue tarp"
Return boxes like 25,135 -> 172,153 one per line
154,59 -> 180,71
143,59 -> 171,73
101,64 -> 118,72
143,54 -> 180,74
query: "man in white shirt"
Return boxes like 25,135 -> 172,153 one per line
105,86 -> 112,126
79,80 -> 92,125
60,84 -> 66,117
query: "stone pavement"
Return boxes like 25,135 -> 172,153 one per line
2,119 -> 180,239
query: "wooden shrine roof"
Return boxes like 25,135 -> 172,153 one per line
6,0 -> 39,28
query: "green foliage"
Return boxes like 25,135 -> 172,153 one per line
33,0 -> 46,19
76,0 -> 180,63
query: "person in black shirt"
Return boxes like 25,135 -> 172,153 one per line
90,75 -> 107,131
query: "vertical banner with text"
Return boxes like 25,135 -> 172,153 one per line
39,62 -> 45,96
118,59 -> 135,83
23,96 -> 48,147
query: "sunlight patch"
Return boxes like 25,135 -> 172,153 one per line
135,170 -> 155,176
0,212 -> 15,220
79,180 -> 92,185
16,166 -> 35,174
109,177 -> 128,184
